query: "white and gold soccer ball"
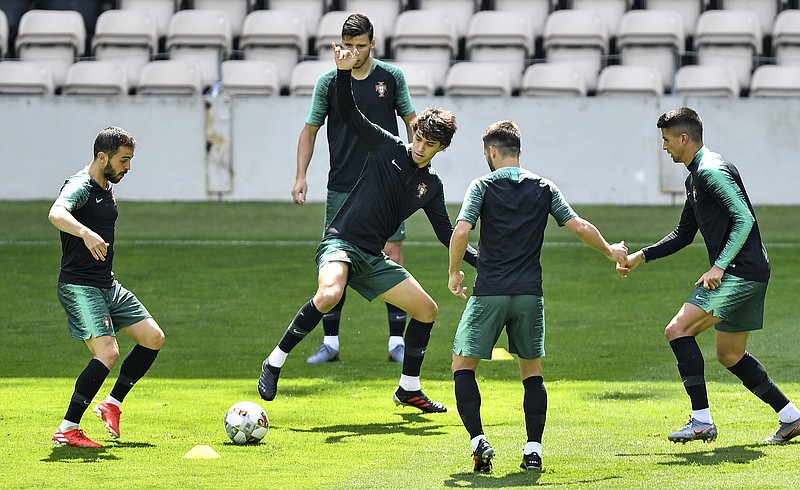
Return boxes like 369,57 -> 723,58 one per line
224,401 -> 269,444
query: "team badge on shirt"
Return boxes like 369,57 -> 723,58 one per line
375,81 -> 387,97
415,183 -> 428,199
692,186 -> 698,203
101,316 -> 112,332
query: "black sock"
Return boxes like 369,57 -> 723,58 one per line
454,369 -> 483,439
322,292 -> 345,337
110,345 -> 160,403
278,300 -> 324,353
727,352 -> 790,412
523,375 -> 547,444
386,303 -> 407,338
64,358 -> 110,424
669,336 -> 709,410
402,319 -> 433,377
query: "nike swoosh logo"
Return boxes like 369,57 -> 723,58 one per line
96,198 -> 103,203
391,159 -> 401,170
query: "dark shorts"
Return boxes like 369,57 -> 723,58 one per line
315,238 -> 410,301
453,295 -> 545,360
326,189 -> 405,242
58,280 -> 152,340
686,275 -> 768,332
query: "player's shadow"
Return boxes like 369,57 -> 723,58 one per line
42,447 -> 119,463
288,412 -> 446,444
444,471 -> 619,488
616,443 -> 765,466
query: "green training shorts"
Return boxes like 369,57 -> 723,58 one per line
58,280 -> 152,340
686,274 -> 768,332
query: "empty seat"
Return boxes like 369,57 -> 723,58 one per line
15,10 -> 86,88
466,11 -> 534,90
643,0 -> 704,37
166,9 -> 232,90
415,0 -> 481,38
773,9 -> 800,67
543,10 -> 608,92
392,10 -> 458,91
567,0 -> 633,37
596,65 -> 663,96
444,62 -> 512,96
617,10 -> 684,91
289,59 -> 334,96
316,11 -> 385,59
267,0 -> 328,38
137,59 -> 203,95
0,61 -> 55,94
674,65 -> 740,97
719,0 -> 780,36
221,60 -> 280,95
36,0 -> 105,34
62,61 -> 128,95
519,63 -> 587,96
1,10 -> 8,59
191,0 -> 253,37
494,0 -> 556,39
119,0 -> 179,39
240,10 -> 308,92
694,10 -> 762,90
749,64 -> 800,96
387,61 -> 436,96
340,0 -> 403,40
92,10 -> 158,88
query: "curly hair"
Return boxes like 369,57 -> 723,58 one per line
93,126 -> 136,159
411,107 -> 457,148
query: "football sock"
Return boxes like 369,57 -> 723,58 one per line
277,300 -> 324,354
386,303 -> 407,338
454,369 -> 483,440
669,336 -> 709,411
321,292 -> 345,337
64,358 -> 110,425
691,408 -> 713,424
522,375 -> 547,444
402,319 -> 433,377
322,335 -> 340,351
524,442 -> 543,456
727,352 -> 790,413
110,345 -> 159,402
267,347 -> 289,368
778,402 -> 800,423
59,420 -> 79,432
399,374 -> 420,392
104,395 -> 122,408
388,335 -> 404,351
470,435 -> 487,452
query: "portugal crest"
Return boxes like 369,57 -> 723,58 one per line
415,183 -> 428,199
375,81 -> 387,97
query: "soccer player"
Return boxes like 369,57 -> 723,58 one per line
292,13 -> 416,365
258,43 -> 477,413
49,127 -> 165,448
448,121 -> 628,473
617,107 -> 800,444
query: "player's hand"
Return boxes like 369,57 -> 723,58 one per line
607,240 -> 628,264
616,250 -> 645,278
331,42 -> 358,70
81,230 -> 108,261
449,271 -> 468,299
291,178 -> 308,205
696,265 -> 724,290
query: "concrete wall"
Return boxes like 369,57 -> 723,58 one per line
1,95 -> 798,205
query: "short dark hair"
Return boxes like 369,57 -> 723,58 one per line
342,13 -> 373,41
411,107 -> 457,149
482,120 -> 521,157
93,126 -> 136,159
657,107 -> 703,143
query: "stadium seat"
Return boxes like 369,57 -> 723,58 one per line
543,10 -> 608,92
392,10 -> 458,91
92,9 -> 158,89
289,59 -> 334,95
749,64 -> 800,96
15,10 -> 86,89
316,11 -> 386,59
466,11 -> 534,90
62,61 -> 128,95
166,9 -> 232,91
119,0 -> 179,39
493,0 -> 556,40
642,0 -> 704,38
415,0 -> 481,38
444,61 -> 513,96
191,0 -> 254,38
674,65 -> 740,97
595,65 -> 663,97
694,10 -> 762,90
566,0 -> 634,37
339,0 -> 404,39
240,10 -> 308,92
617,10 -> 684,92
519,63 -> 587,96
137,59 -> 203,95
0,61 -> 55,95
221,60 -> 280,96
35,0 -> 106,35
773,9 -> 800,67
718,0 -> 780,36
0,10 -> 7,59
267,0 -> 329,38
387,61 -> 436,96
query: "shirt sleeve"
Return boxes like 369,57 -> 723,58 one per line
305,71 -> 333,126
53,175 -> 90,212
701,165 -> 755,270
456,178 -> 484,228
425,183 -> 478,267
547,180 -> 578,226
642,198 -> 699,262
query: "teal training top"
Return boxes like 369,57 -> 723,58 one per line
643,146 -> 770,282
457,166 -> 577,296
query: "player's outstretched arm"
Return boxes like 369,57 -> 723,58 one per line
565,216 -> 627,263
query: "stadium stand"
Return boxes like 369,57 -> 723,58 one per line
190,0 -> 253,38
773,9 -> 800,66
493,0 -> 555,41
566,0 -> 633,38
444,61 -> 513,96
0,60 -> 55,94
719,0 -> 781,36
166,9 -> 231,91
289,59 -> 332,95
387,60 -> 436,96
674,64 -> 741,97
694,9 -> 762,91
466,10 -> 534,90
239,9 -> 307,93
92,9 -> 158,88
119,0 -> 179,39
220,59 -> 280,96
617,10 -> 684,92
543,9 -> 608,93
392,9 -> 458,92
642,0 -> 705,38
415,0 -> 481,38
267,0 -> 329,41
15,9 -> 86,89
749,64 -> 800,96
62,60 -> 128,95
137,59 -> 202,94
595,65 -> 663,97
519,63 -> 587,96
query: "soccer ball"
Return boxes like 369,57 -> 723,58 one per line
224,401 -> 269,444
